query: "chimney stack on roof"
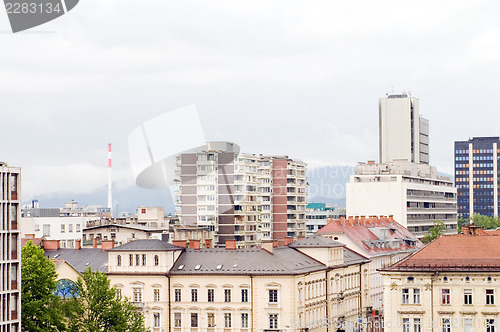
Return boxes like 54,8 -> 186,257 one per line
225,240 -> 236,250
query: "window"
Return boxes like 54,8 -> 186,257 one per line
464,289 -> 472,305
141,208 -> 146,214
141,254 -> 146,266
207,289 -> 214,302
76,224 -> 80,232
191,313 -> 198,328
154,255 -> 159,266
154,288 -> 160,302
269,289 -> 278,303
463,318 -> 474,332
174,289 -> 181,302
35,224 -> 40,232
269,314 -> 278,329
442,318 -> 450,332
117,255 -> 121,266
207,313 -> 215,328
153,313 -> 160,328
191,289 -> 198,302
402,318 -> 410,332
414,318 -> 421,332
402,288 -> 410,304
224,313 -> 232,328
61,224 -> 65,233
487,319 -> 496,332
241,289 -> 248,302
413,289 -> 420,304
487,289 -> 495,305
135,254 -> 140,266
224,289 -> 231,302
129,254 -> 133,266
442,289 -> 450,304
68,224 -> 73,232
241,313 -> 248,328
133,288 -> 142,302
174,313 -> 181,327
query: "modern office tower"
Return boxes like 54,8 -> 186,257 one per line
455,137 -> 500,218
346,160 -> 457,238
0,163 -> 21,331
176,142 -> 307,248
379,93 -> 429,164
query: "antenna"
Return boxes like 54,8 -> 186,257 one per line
107,143 -> 113,218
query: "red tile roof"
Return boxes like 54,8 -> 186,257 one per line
317,216 -> 423,256
382,235 -> 500,272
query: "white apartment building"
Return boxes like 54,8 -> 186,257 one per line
176,142 -> 307,248
0,163 -> 21,330
379,93 -> 429,164
346,160 -> 457,238
22,216 -> 85,248
381,229 -> 500,332
305,203 -> 344,235
106,235 -> 371,332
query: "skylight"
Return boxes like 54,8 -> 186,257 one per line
178,265 -> 184,270
195,265 -> 201,270
216,265 -> 223,270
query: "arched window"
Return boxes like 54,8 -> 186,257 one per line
117,255 -> 121,266
154,255 -> 159,266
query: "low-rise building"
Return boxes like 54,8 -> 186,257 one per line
317,216 -> 423,315
83,224 -> 167,247
106,235 -> 371,331
380,228 -> 500,332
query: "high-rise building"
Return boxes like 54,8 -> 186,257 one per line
379,93 -> 429,164
346,160 -> 457,238
176,142 -> 307,247
0,163 -> 21,330
455,136 -> 500,218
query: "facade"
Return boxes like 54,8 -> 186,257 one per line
455,136 -> 500,218
317,216 -> 424,314
83,224 -> 166,247
305,203 -> 344,235
379,93 -> 429,164
176,142 -> 307,248
346,160 -> 458,238
21,216 -> 85,249
381,229 -> 500,332
0,164 -> 21,330
107,236 -> 371,332
137,207 -> 168,228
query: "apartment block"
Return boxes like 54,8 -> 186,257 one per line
176,142 -> 307,247
346,160 -> 458,238
0,163 -> 21,331
305,203 -> 344,234
381,227 -> 500,332
455,136 -> 500,218
379,93 -> 429,164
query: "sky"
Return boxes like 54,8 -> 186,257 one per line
2,0 -> 500,210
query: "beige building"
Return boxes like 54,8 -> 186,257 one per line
83,224 -> 167,247
317,216 -> 423,314
107,235 -> 371,332
381,228 -> 500,332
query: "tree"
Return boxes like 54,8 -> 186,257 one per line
21,241 -> 66,332
65,267 -> 147,332
422,220 -> 445,244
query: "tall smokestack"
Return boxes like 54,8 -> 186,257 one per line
108,143 -> 113,218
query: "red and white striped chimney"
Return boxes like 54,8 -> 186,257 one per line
107,143 -> 113,217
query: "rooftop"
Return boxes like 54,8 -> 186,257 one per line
44,248 -> 109,273
108,239 -> 183,251
289,234 -> 345,248
381,235 -> 500,272
317,216 -> 423,257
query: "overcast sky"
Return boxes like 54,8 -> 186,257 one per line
2,0 -> 500,205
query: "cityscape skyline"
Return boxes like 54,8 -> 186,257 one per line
3,1 -> 500,210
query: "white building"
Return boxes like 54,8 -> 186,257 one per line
22,216 -> 85,248
346,160 -> 457,238
379,93 -> 429,164
305,203 -> 344,235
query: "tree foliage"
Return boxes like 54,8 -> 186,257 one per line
21,241 -> 66,332
458,214 -> 500,232
422,220 -> 445,244
65,267 -> 147,332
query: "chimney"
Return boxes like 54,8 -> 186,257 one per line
189,239 -> 201,250
354,216 -> 359,225
261,240 -> 274,254
225,240 -> 236,250
75,240 -> 81,250
462,225 -> 470,236
205,239 -> 212,249
43,239 -> 60,251
360,216 -> 366,224
101,240 -> 115,250
388,215 -> 395,222
173,240 -> 187,248
92,238 -> 98,249
284,237 -> 294,246
339,216 -> 345,225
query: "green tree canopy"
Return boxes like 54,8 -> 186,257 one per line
458,214 -> 500,232
65,267 -> 147,332
422,220 -> 445,244
21,240 -> 66,332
